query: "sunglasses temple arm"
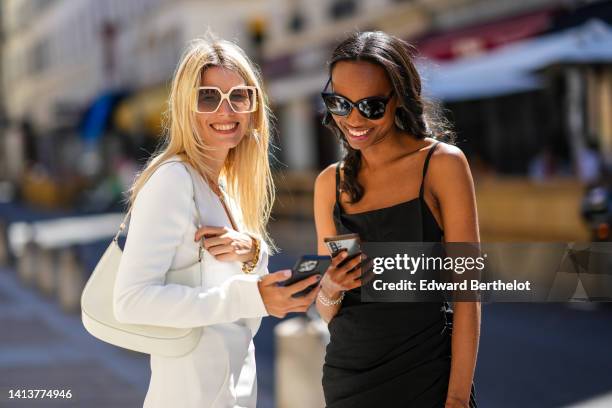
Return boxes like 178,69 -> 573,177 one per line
323,77 -> 332,92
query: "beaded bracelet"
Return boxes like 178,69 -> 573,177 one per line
318,289 -> 345,306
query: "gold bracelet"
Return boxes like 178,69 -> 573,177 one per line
242,235 -> 260,274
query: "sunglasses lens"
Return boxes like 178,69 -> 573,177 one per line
323,95 -> 351,116
197,87 -> 256,113
197,89 -> 222,113
229,87 -> 256,113
358,100 -> 386,119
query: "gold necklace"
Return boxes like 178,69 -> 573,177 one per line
208,180 -> 238,230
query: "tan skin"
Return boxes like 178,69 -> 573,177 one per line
314,61 -> 481,408
192,66 -> 320,318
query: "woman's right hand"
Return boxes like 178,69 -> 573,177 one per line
257,270 -> 321,318
320,250 -> 363,299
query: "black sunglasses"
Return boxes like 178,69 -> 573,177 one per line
321,78 -> 394,120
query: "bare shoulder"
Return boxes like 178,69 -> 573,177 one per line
429,141 -> 470,173
427,141 -> 474,197
314,162 -> 339,198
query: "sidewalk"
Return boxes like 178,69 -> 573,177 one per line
0,267 -> 149,407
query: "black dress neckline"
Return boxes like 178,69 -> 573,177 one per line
333,140 -> 445,237
334,197 -> 444,233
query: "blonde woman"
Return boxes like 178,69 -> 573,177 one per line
113,36 -> 320,407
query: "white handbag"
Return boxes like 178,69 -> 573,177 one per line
81,160 -> 205,357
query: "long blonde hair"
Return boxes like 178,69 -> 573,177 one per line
126,35 -> 276,251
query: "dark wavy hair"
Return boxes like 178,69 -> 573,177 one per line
322,31 -> 455,203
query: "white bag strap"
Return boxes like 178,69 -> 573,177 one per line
113,159 -> 205,260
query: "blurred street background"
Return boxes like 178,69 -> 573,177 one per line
0,0 -> 612,407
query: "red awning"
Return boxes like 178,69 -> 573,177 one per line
416,9 -> 558,61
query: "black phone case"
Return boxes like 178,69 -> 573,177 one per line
282,256 -> 331,297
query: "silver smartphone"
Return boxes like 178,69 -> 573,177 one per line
324,233 -> 361,266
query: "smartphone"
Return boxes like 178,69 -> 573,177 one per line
281,255 -> 331,297
324,233 -> 361,265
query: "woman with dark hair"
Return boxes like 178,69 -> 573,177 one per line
314,31 -> 480,407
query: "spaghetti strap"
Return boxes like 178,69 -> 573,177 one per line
335,162 -> 341,204
419,141 -> 441,199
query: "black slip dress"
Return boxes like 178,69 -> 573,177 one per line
322,141 -> 478,408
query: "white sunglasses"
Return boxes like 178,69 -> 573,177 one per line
194,85 -> 258,113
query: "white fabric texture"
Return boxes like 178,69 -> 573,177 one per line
113,157 -> 269,408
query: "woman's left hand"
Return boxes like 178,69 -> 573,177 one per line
195,226 -> 256,263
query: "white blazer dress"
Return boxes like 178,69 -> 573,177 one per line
113,157 -> 270,408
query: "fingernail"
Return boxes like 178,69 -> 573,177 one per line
342,252 -> 348,258
283,270 -> 291,277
